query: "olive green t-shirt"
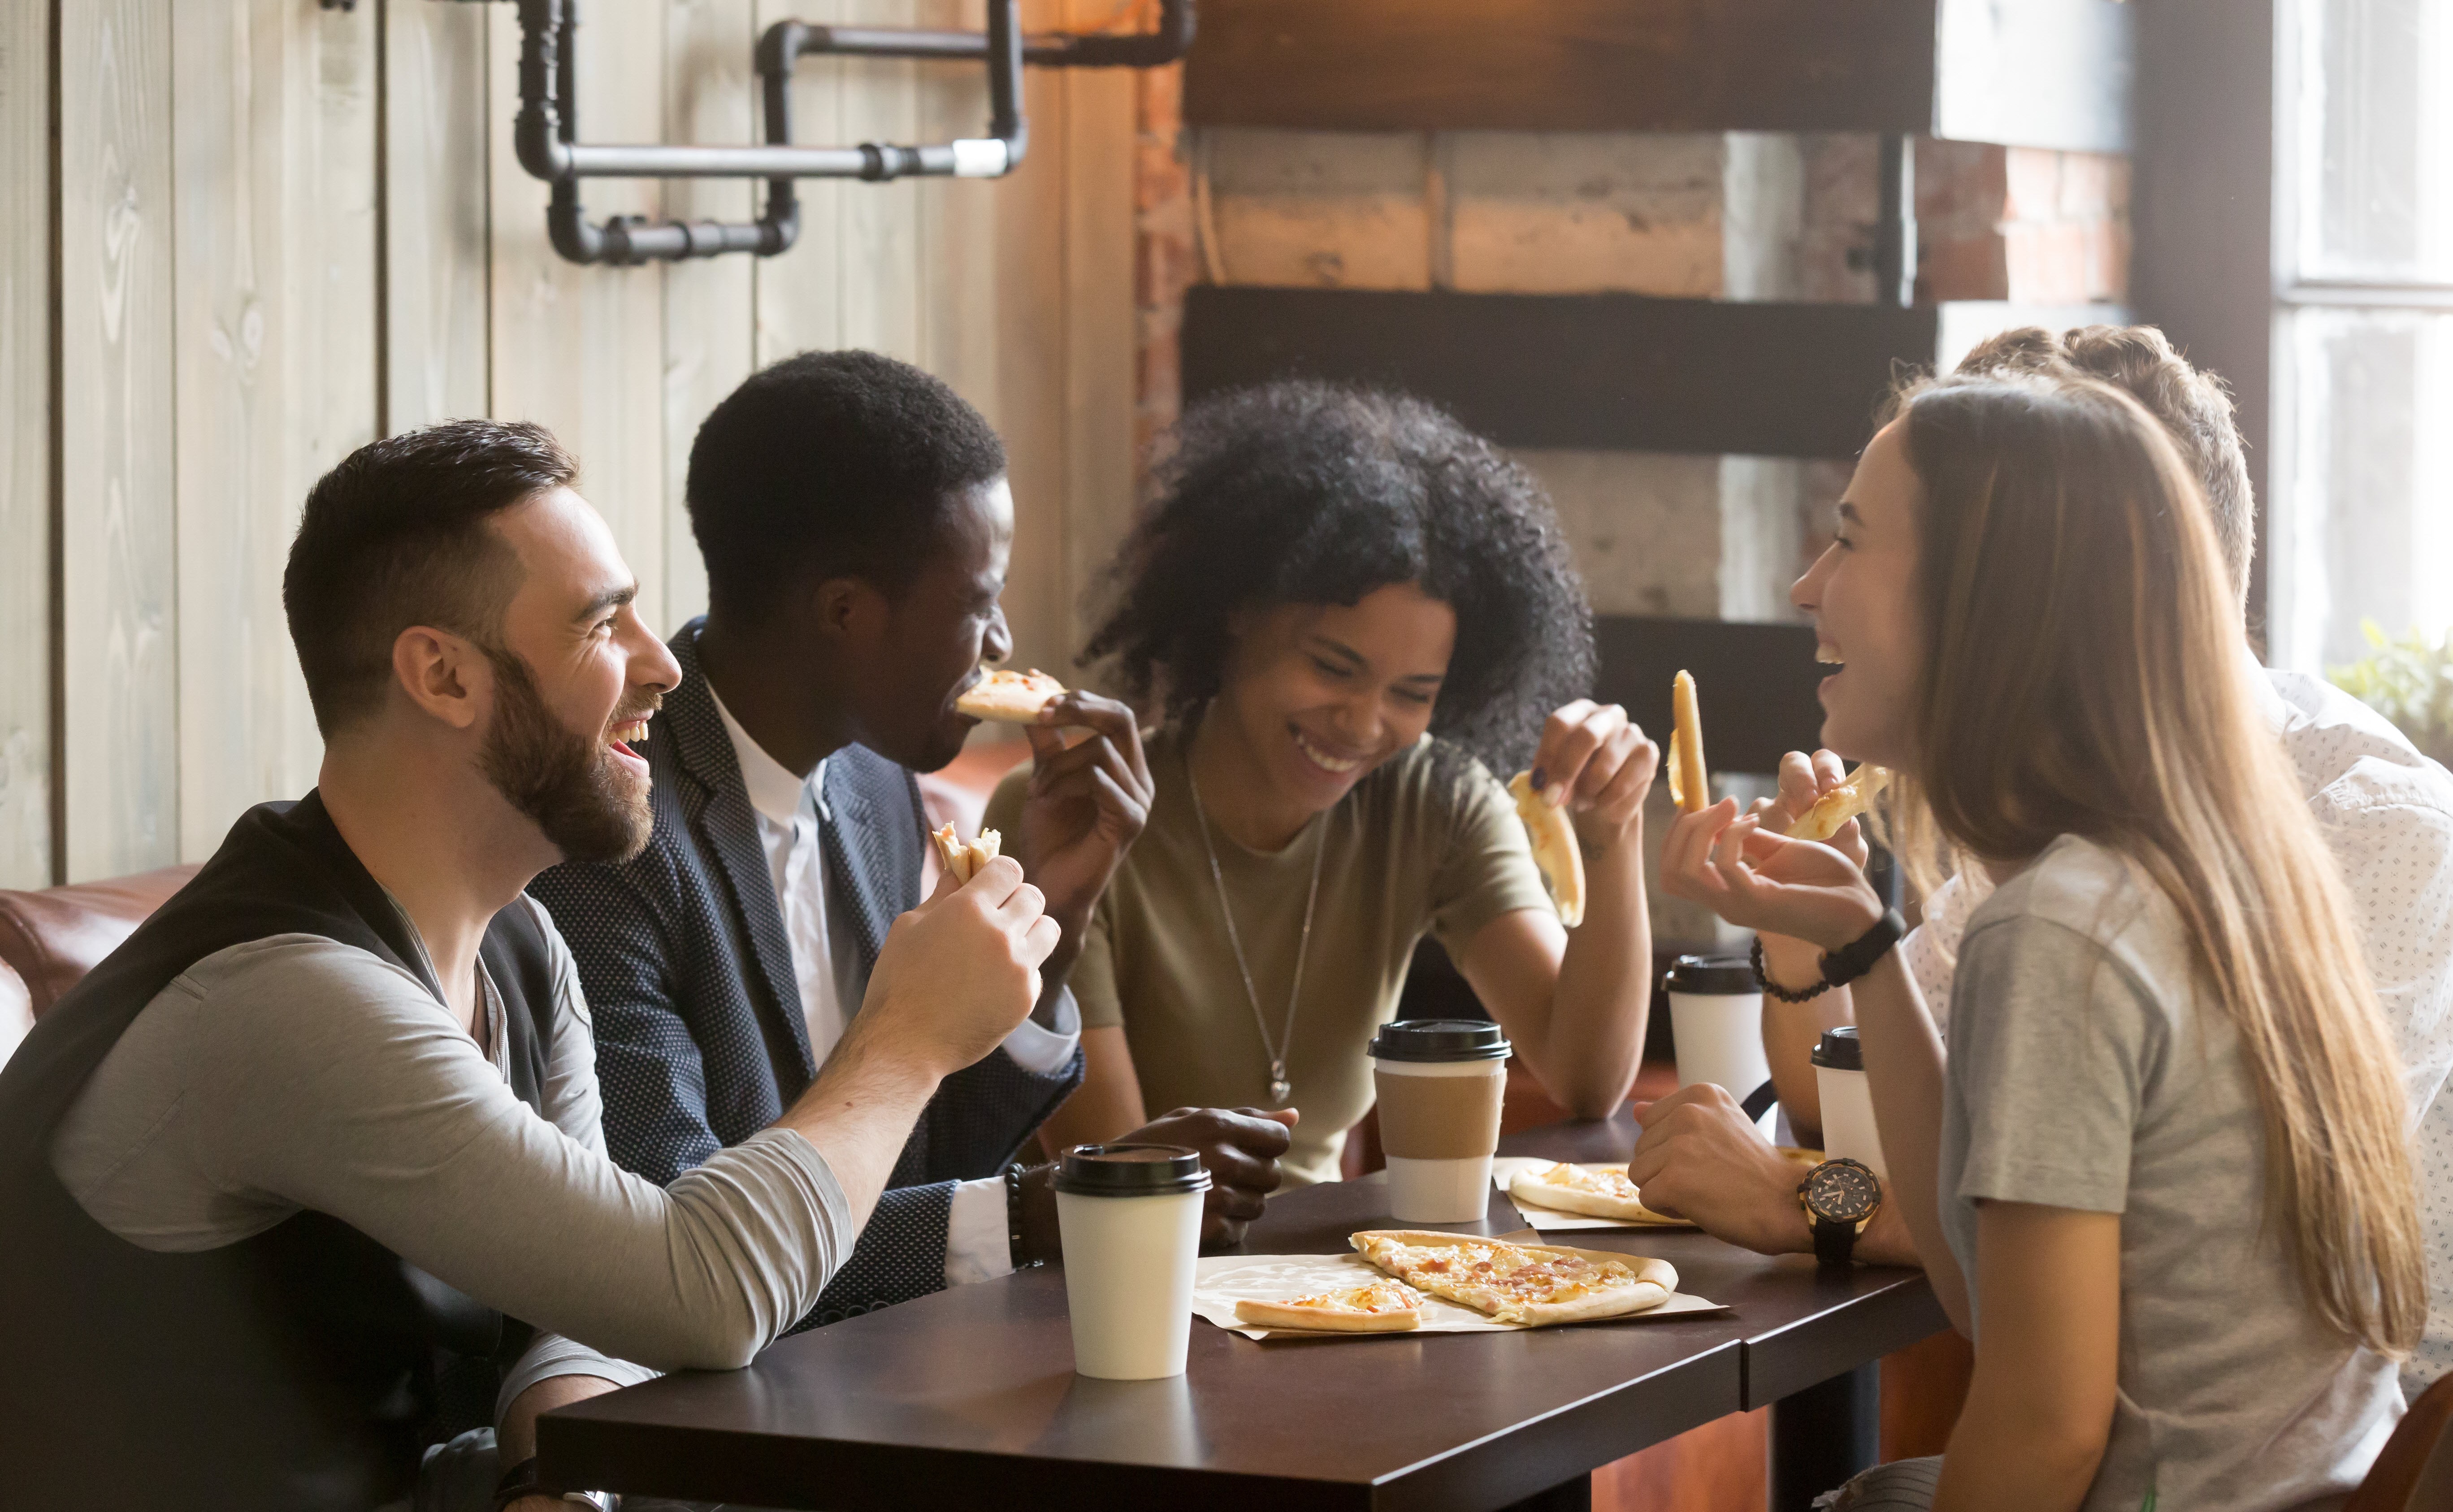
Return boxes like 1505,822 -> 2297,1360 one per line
985,726 -> 1553,1185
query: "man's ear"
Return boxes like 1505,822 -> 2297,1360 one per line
811,576 -> 889,643
391,626 -> 490,732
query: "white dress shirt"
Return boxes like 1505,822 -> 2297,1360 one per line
1900,656 -> 2453,1398
710,689 -> 1079,1287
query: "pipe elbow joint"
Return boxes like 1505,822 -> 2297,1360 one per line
515,113 -> 573,184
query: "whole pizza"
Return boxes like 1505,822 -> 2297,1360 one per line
1350,1230 -> 1676,1326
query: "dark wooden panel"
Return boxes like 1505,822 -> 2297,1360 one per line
1183,0 -> 2132,150
1592,617 -> 1827,777
1181,287 -> 1936,459
1185,0 -> 1940,134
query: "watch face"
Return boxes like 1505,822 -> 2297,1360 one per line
1804,1159 -> 1880,1223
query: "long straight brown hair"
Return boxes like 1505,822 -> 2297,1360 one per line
1894,372 -> 2423,1356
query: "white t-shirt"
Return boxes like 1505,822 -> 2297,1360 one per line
1903,660 -> 2453,1399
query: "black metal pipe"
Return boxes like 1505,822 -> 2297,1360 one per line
780,0 -> 1192,68
1875,132 -> 1917,308
511,0 -> 1175,265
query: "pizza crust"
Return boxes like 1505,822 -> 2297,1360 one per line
1507,1161 -> 1676,1223
955,667 -> 1066,722
1351,1230 -> 1677,1326
1668,669 -> 1710,814
1508,772 -> 1586,928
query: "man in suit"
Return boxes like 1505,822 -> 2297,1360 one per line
533,352 -> 1292,1325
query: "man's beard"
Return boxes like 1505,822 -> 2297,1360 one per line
478,647 -> 657,864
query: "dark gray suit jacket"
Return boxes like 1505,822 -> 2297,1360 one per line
530,620 -> 1083,1324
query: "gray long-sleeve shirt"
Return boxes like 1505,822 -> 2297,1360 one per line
48,897 -> 852,1417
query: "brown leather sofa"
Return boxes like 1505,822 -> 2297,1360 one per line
0,864 -> 199,1065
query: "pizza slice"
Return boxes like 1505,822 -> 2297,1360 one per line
1785,763 -> 1890,843
1350,1230 -> 1675,1326
1231,1279 -> 1425,1333
955,667 -> 1066,722
1508,771 -> 1586,928
1506,1161 -> 1684,1224
930,823 -> 1004,883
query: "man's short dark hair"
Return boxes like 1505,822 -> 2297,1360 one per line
283,420 -> 576,737
685,349 -> 1007,626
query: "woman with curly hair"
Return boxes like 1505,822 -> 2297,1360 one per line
987,382 -> 1660,1186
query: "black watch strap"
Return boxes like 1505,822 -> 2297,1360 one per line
493,1457 -> 543,1511
1820,908 -> 1907,988
1811,1212 -> 1861,1267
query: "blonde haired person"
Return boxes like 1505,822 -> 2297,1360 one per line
1660,370 -> 2422,1511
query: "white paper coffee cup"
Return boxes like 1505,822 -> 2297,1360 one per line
1664,954 -> 1773,1134
1812,1027 -> 1888,1178
1368,1018 -> 1512,1223
1055,1144 -> 1210,1380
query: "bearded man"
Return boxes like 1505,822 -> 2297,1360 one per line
0,420 -> 1058,1511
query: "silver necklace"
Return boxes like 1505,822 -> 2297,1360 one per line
1185,751 -> 1325,1106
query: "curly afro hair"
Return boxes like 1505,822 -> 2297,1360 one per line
1085,381 -> 1594,771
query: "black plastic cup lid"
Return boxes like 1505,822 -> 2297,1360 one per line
1811,1025 -> 1864,1071
1367,1018 -> 1512,1063
1663,953 -> 1758,995
1053,1143 -> 1212,1197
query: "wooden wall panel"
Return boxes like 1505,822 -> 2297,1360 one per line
383,0 -> 491,432
59,0 -> 178,882
1055,4 -> 1140,662
0,0 -> 52,885
486,0 -> 670,633
753,0 -> 849,364
22,0 -> 1144,881
660,0 -> 760,631
172,0 -> 377,860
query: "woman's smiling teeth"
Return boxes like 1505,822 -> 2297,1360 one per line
1292,728 -> 1365,774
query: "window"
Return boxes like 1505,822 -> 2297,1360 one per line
2270,0 -> 2453,672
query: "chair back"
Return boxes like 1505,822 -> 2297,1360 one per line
2346,1370 -> 2453,1512
0,865 -> 201,1066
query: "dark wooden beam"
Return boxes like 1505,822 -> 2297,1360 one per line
1184,0 -> 2131,152
1182,286 -> 1935,459
2132,0 -> 2274,638
1591,617 -> 1826,778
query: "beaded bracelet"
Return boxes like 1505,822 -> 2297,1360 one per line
1750,934 -> 1833,1003
1004,1161 -> 1044,1270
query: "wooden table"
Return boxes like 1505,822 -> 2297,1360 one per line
539,1115 -> 1944,1511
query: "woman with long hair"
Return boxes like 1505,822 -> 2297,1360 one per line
988,381 -> 1659,1186
1661,370 -> 2420,1510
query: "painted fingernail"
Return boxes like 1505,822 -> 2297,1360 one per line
1530,766 -> 1547,790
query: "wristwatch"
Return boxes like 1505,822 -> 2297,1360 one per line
1797,1157 -> 1882,1267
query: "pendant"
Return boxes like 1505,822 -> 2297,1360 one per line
1268,1062 -> 1292,1105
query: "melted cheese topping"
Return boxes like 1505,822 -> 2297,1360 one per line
1533,1162 -> 1642,1201
1280,1281 -> 1422,1316
1375,1239 -> 1636,1307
